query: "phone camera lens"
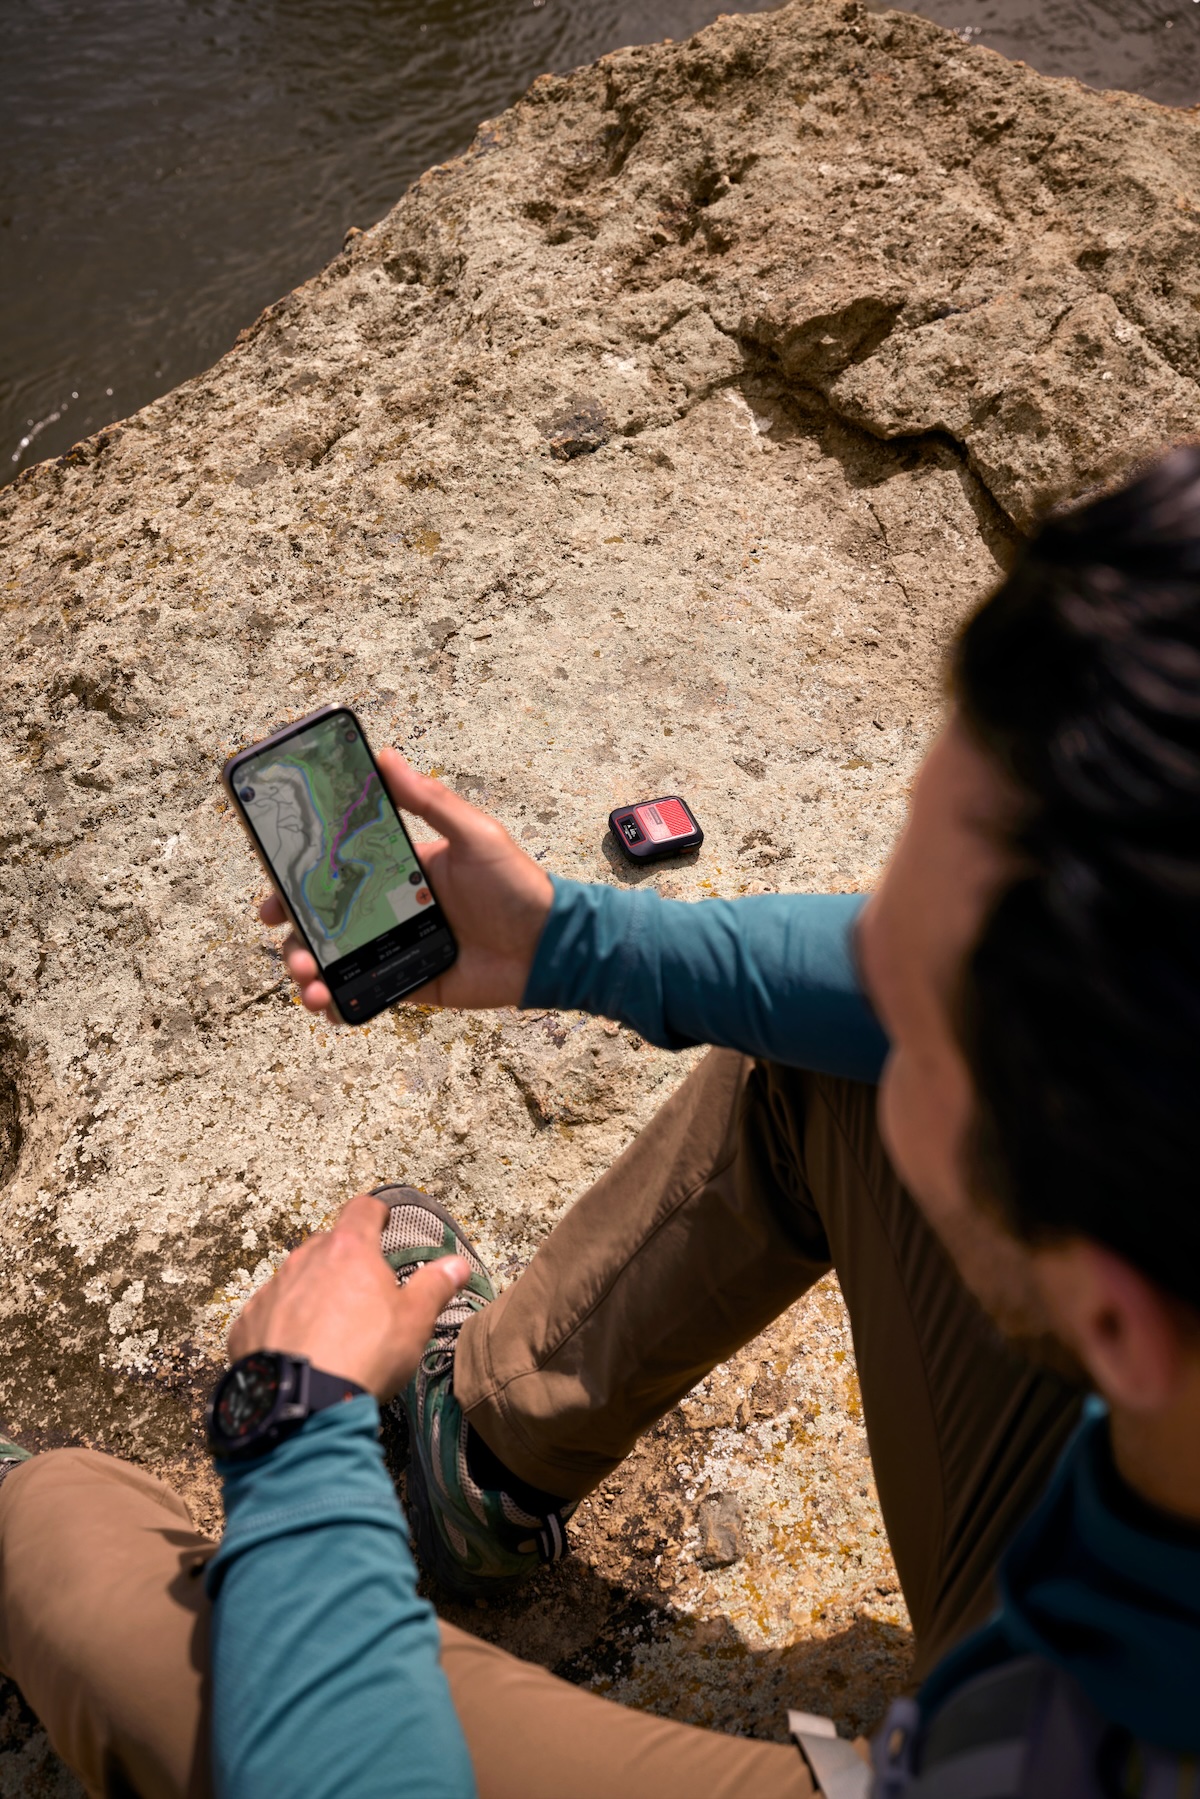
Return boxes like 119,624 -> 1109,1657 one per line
343,729 -> 356,742
240,787 -> 255,802
408,869 -> 422,885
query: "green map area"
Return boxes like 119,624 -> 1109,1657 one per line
238,715 -> 430,967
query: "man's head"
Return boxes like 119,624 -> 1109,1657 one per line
860,447 -> 1200,1452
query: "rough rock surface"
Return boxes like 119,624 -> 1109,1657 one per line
2,0 -> 1200,1774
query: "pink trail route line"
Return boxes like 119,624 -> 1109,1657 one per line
328,772 -> 378,877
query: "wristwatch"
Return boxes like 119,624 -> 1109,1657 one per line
206,1351 -> 367,1462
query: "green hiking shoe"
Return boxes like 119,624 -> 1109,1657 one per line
0,1431 -> 32,1489
375,1185 -> 575,1600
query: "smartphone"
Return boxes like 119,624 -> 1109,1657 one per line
223,705 -> 457,1024
609,796 -> 703,863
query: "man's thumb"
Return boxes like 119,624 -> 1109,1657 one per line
398,1254 -> 471,1338
378,748 -> 473,840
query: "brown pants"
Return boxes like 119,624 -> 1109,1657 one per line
0,1057 -> 1083,1797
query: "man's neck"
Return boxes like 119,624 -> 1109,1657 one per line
1110,1381 -> 1200,1529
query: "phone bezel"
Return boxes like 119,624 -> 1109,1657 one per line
222,704 -> 456,1024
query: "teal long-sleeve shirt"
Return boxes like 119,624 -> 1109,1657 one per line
523,877 -> 888,1082
207,1396 -> 476,1799
208,883 -> 886,1796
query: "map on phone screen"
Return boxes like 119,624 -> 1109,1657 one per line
236,714 -> 432,967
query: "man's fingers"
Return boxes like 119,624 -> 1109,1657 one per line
227,1306 -> 250,1361
334,1193 -> 391,1241
377,747 -> 485,842
261,906 -> 324,998
279,940 -> 330,1011
282,934 -> 319,983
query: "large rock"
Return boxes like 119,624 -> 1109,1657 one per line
2,0 -> 1198,1756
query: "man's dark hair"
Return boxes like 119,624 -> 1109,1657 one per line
954,445 -> 1200,1313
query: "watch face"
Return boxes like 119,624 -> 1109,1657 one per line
215,1352 -> 281,1444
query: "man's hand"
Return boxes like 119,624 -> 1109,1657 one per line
227,1193 -> 470,1397
259,749 -> 554,1021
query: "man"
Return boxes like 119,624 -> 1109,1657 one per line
2,448 -> 1199,1796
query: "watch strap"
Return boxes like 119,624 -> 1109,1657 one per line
305,1366 -> 368,1414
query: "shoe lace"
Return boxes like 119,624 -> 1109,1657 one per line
421,1336 -> 456,1380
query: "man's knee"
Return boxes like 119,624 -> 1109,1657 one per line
0,1446 -> 194,1535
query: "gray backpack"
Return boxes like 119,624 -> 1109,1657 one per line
790,1655 -> 1200,1798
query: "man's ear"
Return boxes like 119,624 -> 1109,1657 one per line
1033,1239 -> 1185,1412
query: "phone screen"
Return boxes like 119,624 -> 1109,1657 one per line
228,708 -> 457,1022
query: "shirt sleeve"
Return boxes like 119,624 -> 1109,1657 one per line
521,878 -> 888,1085
206,1396 -> 476,1799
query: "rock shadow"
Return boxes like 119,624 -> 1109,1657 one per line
0,1677 -> 84,1795
426,1544 -> 912,1743
730,360 -> 1020,574
598,828 -> 701,885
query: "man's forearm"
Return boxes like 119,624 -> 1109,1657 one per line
521,878 -> 889,1083
207,1397 -> 475,1799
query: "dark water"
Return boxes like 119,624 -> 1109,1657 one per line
3,0 -> 1199,483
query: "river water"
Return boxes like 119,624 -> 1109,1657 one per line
3,0 -> 1198,482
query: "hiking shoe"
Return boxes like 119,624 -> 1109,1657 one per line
0,1432 -> 32,1490
375,1185 -> 575,1600
377,1184 -> 497,1339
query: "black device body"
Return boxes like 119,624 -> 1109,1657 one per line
224,705 -> 457,1024
609,795 -> 704,863
206,1351 -> 365,1462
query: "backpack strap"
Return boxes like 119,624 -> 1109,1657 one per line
871,1655 -> 1199,1799
870,1696 -> 921,1799
872,1658 -> 1101,1797
792,1658 -> 1198,1797
1123,1747 -> 1200,1799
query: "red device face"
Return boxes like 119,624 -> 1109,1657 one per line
632,798 -> 693,843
